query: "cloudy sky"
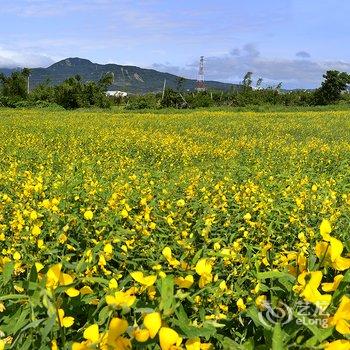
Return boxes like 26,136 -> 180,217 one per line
0,0 -> 349,88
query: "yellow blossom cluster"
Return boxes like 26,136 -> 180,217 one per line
1,108 -> 350,349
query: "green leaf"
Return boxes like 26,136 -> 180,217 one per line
272,323 -> 284,350
0,294 -> 28,301
174,319 -> 217,339
332,268 -> 350,305
221,337 -> 241,350
98,305 -> 112,325
257,271 -> 295,282
40,315 -> 56,340
1,261 -> 14,285
174,302 -> 217,339
159,275 -> 175,316
303,321 -> 333,347
219,337 -> 255,350
246,306 -> 272,331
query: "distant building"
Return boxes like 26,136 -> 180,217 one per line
106,91 -> 128,98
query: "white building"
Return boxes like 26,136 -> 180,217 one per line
106,91 -> 128,98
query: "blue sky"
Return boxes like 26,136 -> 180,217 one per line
0,0 -> 349,88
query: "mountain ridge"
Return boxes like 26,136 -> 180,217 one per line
0,57 -> 238,94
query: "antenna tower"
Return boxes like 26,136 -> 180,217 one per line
196,56 -> 206,92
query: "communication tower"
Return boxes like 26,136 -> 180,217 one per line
196,56 -> 206,92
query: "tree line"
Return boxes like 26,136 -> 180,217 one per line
0,71 -> 114,109
0,69 -> 349,110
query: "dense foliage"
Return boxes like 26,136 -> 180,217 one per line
1,109 -> 350,349
0,70 -> 113,109
314,71 -> 350,105
1,69 -> 349,110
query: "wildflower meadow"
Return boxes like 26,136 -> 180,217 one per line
1,108 -> 350,349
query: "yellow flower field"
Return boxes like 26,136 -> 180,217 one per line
1,108 -> 350,349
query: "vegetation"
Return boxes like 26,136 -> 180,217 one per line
1,69 -> 349,110
1,109 -> 350,349
0,69 -> 113,109
0,68 -> 30,101
314,70 -> 350,105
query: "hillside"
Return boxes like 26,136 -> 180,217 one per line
0,58 -> 238,94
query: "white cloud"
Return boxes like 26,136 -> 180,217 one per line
152,45 -> 350,89
0,47 -> 54,68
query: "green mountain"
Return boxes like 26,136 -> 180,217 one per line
1,58 -> 237,94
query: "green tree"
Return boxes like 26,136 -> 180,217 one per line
0,68 -> 31,99
314,70 -> 350,105
54,74 -> 111,109
98,72 -> 114,90
176,77 -> 186,91
242,72 -> 253,90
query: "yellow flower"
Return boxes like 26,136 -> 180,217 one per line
108,278 -> 118,290
106,289 -> 136,308
84,324 -> 99,343
0,302 -> 5,312
133,328 -> 150,342
32,225 -> 41,236
51,340 -> 58,350
80,286 -> 94,295
35,262 -> 44,272
186,337 -> 201,350
236,298 -> 246,312
166,216 -> 174,225
14,285 -> 24,293
243,213 -> 252,221
320,219 -> 332,240
176,199 -> 185,207
143,312 -> 161,338
84,210 -> 93,220
58,233 -> 67,244
57,308 -> 74,328
107,337 -> 131,350
162,247 -> 180,267
121,209 -> 129,218
213,242 -> 221,251
130,271 -> 157,287
316,236 -> 350,271
104,243 -> 113,255
322,275 -> 344,292
30,210 -> 38,221
37,239 -> 45,249
13,251 -> 21,261
107,317 -> 129,345
195,259 -> 213,288
66,287 -> 80,297
159,327 -> 182,350
195,259 -> 212,276
175,275 -> 194,289
323,339 -> 350,350
255,295 -> 267,310
219,280 -> 227,291
298,271 -> 331,310
328,296 -> 350,335
46,263 -> 80,297
147,285 -> 157,300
